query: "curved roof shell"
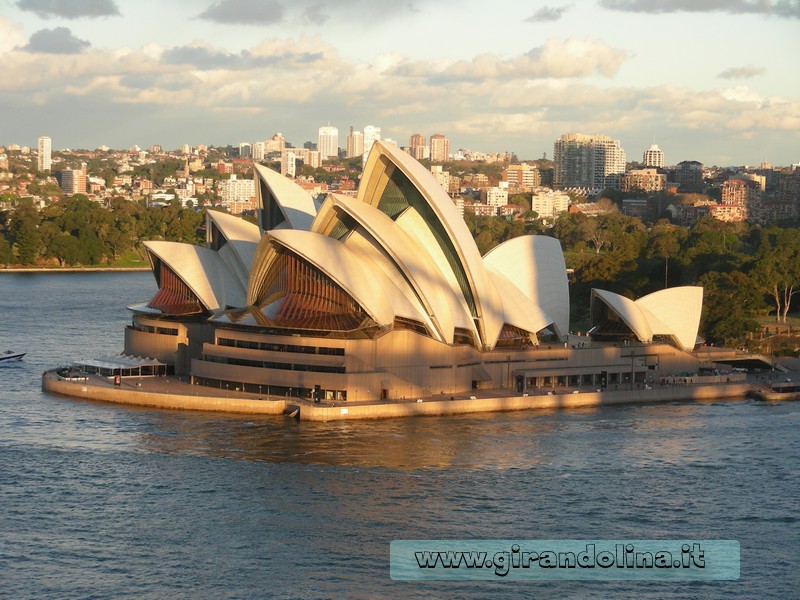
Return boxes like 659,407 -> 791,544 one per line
143,240 -> 246,312
253,163 -> 317,232
250,229 -> 426,329
358,141 -> 504,349
313,194 -> 468,343
590,286 -> 703,350
483,235 -> 570,339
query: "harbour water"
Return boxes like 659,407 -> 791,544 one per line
1,272 -> 798,598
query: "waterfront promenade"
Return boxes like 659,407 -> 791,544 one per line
43,370 -> 753,422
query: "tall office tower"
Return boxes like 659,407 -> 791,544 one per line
643,144 -> 665,168
410,133 -> 426,160
318,125 -> 339,160
553,133 -> 626,191
346,126 -> 363,158
37,136 -> 51,172
281,150 -> 296,177
239,143 -> 252,159
429,133 -> 450,163
363,125 -> 381,164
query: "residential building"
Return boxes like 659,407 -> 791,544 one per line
430,165 -> 450,192
642,144 -> 665,168
265,133 -> 286,154
59,168 -> 87,195
346,126 -> 363,158
674,161 -> 704,191
318,125 -> 339,160
216,174 -> 255,213
553,133 -> 626,192
531,189 -> 570,220
38,136 -> 52,172
484,186 -> 509,208
504,164 -> 541,191
429,133 -> 450,163
620,167 -> 666,193
281,150 -> 296,178
410,133 -> 426,160
363,125 -> 381,165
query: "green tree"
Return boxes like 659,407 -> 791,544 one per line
699,271 -> 764,346
750,227 -> 800,323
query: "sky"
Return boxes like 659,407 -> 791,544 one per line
1,0 -> 799,166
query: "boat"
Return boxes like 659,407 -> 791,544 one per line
0,351 -> 26,362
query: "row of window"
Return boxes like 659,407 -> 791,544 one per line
203,354 -> 346,374
131,324 -> 179,336
217,337 -> 345,355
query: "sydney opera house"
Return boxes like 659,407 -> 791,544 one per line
121,141 -> 703,403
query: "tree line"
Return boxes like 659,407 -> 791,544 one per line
0,195 -> 205,268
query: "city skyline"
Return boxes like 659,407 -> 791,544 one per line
1,0 -> 799,166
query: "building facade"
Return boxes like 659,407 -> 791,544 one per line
642,144 -> 665,168
553,133 -> 626,192
38,136 -> 51,172
429,134 -> 450,163
318,125 -> 339,160
346,127 -> 363,158
620,167 -> 667,193
410,133 -> 426,160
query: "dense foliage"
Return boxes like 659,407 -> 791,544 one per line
0,195 -> 204,268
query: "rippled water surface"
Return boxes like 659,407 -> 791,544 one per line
1,273 -> 798,598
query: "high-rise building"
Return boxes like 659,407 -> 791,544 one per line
265,133 -> 285,154
643,144 -> 665,168
37,136 -> 51,172
281,150 -> 296,177
318,125 -> 339,160
410,133 -> 426,160
674,160 -> 704,191
553,133 -> 626,191
59,168 -> 87,195
363,125 -> 381,165
429,134 -> 450,163
239,143 -> 252,159
346,126 -> 363,158
253,141 -> 266,161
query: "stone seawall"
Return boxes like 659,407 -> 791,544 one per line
43,371 -> 750,422
297,384 -> 751,422
42,371 -> 290,415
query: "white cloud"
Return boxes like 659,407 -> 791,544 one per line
391,38 -> 630,82
0,17 -> 26,53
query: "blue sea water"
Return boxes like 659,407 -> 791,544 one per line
0,272 -> 798,598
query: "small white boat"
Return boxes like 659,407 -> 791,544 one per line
0,351 -> 26,362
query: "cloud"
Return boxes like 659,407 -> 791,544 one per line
525,5 -> 571,22
599,0 -> 800,18
160,42 -> 325,70
197,0 -> 285,25
0,17 -> 26,52
302,3 -> 329,24
22,27 -> 90,54
16,0 -> 121,19
391,38 -> 630,82
718,65 -> 767,79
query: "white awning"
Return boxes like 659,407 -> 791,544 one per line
75,354 -> 166,370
